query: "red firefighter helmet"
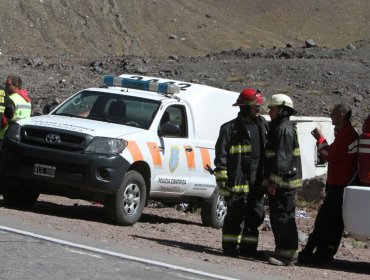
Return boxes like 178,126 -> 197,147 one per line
232,88 -> 265,106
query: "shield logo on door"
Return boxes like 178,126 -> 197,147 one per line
169,145 -> 179,172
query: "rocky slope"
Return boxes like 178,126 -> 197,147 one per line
1,0 -> 370,57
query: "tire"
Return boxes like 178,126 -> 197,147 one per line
105,170 -> 147,226
201,188 -> 227,229
2,180 -> 40,209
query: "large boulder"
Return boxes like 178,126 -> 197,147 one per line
297,176 -> 326,201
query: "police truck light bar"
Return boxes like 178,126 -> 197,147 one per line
103,75 -> 180,94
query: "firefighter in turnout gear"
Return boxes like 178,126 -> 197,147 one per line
264,94 -> 302,266
214,88 -> 268,257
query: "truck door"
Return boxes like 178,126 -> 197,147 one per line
150,104 -> 194,197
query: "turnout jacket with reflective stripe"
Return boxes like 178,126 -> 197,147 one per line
264,117 -> 302,189
317,123 -> 358,186
214,114 -> 268,194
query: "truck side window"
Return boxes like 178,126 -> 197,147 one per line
160,105 -> 188,138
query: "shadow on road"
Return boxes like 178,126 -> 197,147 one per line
132,234 -> 370,274
131,234 -> 270,263
0,198 -> 202,227
131,234 -> 223,256
299,259 -> 370,275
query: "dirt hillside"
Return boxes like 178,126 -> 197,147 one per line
1,0 -> 370,57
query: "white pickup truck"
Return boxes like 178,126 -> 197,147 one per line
0,74 -> 334,228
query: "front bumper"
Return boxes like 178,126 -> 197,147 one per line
2,139 -> 130,199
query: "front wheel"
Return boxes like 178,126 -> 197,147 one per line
105,170 -> 147,226
201,188 -> 227,229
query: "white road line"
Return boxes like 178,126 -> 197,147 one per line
68,248 -> 102,259
0,225 -> 239,280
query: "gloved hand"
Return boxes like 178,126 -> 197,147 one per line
217,180 -> 232,197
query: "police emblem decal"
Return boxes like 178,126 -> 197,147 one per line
169,145 -> 179,172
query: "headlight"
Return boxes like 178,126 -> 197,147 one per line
84,137 -> 127,155
5,123 -> 21,141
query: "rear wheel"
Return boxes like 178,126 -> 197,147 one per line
2,179 -> 40,209
201,188 -> 227,229
105,170 -> 147,226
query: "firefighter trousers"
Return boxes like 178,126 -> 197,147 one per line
304,185 -> 345,258
222,190 -> 265,255
268,188 -> 298,259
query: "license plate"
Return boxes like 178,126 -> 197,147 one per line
34,164 -> 56,178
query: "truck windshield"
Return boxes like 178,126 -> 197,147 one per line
53,90 -> 160,129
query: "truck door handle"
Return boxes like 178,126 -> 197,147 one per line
185,146 -> 193,152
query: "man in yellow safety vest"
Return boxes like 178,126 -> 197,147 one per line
0,75 -> 32,139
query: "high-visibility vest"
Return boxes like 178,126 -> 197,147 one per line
9,92 -> 32,121
0,93 -> 32,139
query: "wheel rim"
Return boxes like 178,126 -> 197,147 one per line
216,195 -> 227,221
122,183 -> 141,216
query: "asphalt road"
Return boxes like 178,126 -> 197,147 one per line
0,228 -> 228,280
0,204 -> 283,280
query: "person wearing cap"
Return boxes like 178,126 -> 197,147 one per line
214,88 -> 268,257
299,103 -> 358,264
0,75 -> 32,139
263,94 -> 302,266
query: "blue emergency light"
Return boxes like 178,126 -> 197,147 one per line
103,75 -> 180,94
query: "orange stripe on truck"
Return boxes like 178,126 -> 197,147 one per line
200,148 -> 211,172
147,142 -> 162,167
127,141 -> 144,161
184,145 -> 195,170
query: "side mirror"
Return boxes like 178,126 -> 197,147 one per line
158,121 -> 181,137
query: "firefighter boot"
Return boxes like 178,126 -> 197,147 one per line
298,247 -> 316,264
268,256 -> 298,266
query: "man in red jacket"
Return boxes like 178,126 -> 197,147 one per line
299,103 -> 358,264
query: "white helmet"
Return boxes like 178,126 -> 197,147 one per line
268,94 -> 297,115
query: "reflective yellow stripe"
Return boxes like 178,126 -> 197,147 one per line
240,236 -> 258,244
269,174 -> 302,189
222,234 -> 240,243
229,145 -> 251,154
269,174 -> 283,185
16,104 -> 32,109
293,148 -> 300,156
219,188 -> 231,196
275,249 -> 298,258
215,170 -> 228,180
285,179 -> 302,188
230,185 -> 249,193
265,150 -> 275,158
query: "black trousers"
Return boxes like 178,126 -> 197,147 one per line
304,185 -> 345,257
268,188 -> 298,258
222,189 -> 265,253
